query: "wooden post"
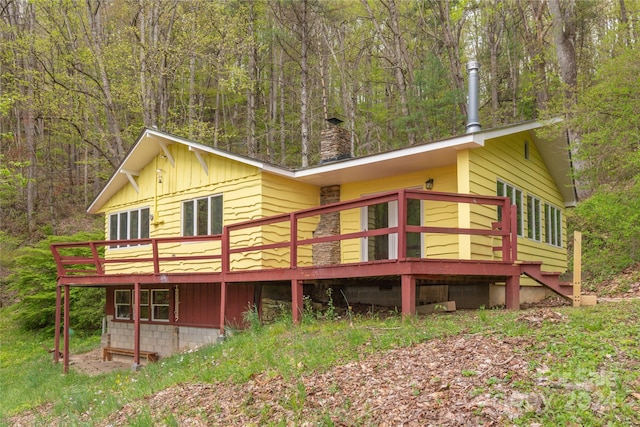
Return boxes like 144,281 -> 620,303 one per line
401,275 -> 416,317
573,231 -> 582,307
133,283 -> 141,369
505,273 -> 520,310
397,190 -> 407,259
54,284 -> 61,364
63,285 -> 70,374
219,281 -> 227,336
292,279 -> 304,323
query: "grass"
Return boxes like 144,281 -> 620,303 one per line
1,300 -> 640,426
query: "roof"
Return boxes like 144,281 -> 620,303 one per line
87,120 -> 577,214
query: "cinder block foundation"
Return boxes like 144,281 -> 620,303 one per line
104,315 -> 220,360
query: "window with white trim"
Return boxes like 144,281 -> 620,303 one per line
109,207 -> 150,247
527,195 -> 541,241
152,289 -> 170,321
545,203 -> 562,247
496,180 -> 523,236
183,195 -> 223,236
139,290 -> 149,320
115,290 -> 131,320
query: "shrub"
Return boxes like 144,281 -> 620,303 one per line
8,231 -> 105,334
569,182 -> 640,280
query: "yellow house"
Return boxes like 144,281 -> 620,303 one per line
52,117 -> 575,370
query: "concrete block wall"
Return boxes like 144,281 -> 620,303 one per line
105,315 -> 220,359
489,284 -> 551,307
177,326 -> 220,351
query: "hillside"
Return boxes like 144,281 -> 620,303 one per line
4,292 -> 640,426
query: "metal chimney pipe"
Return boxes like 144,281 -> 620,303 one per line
466,61 -> 481,134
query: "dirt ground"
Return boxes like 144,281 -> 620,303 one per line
67,347 -> 133,376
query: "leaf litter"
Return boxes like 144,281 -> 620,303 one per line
100,334 -> 544,426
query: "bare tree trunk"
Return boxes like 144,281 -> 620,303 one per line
516,0 -> 550,114
299,0 -> 310,167
188,53 -> 196,138
362,0 -> 416,145
137,1 -> 152,126
278,49 -> 286,165
439,0 -> 466,118
485,2 -> 503,126
548,0 -> 578,107
246,1 -> 258,158
84,0 -> 125,161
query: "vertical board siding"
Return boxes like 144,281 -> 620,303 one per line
468,131 -> 568,272
105,283 -> 254,329
177,283 -> 221,326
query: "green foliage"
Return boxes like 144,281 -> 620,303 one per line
242,304 -> 262,332
7,231 -> 105,334
0,155 -> 29,208
571,48 -> 640,192
569,183 -> 640,280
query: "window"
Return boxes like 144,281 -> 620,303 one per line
139,290 -> 149,320
183,195 -> 223,236
527,195 -> 541,241
545,203 -> 562,247
406,198 -> 422,258
114,289 -> 152,321
496,180 -> 523,236
115,290 -> 131,320
109,207 -> 150,247
524,140 -> 530,160
152,289 -> 170,321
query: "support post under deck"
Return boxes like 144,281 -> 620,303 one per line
401,275 -> 416,317
63,285 -> 70,374
505,273 -> 520,310
54,284 -> 61,364
133,283 -> 141,370
292,279 -> 304,323
220,281 -> 227,336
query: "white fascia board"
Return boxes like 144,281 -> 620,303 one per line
144,129 -> 267,170
293,133 -> 483,179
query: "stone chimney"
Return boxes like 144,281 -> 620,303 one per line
313,119 -> 350,268
312,185 -> 341,267
320,118 -> 351,164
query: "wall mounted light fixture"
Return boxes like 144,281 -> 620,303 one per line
425,178 -> 434,190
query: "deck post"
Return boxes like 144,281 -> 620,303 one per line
219,281 -> 227,336
505,273 -> 520,310
132,282 -> 141,370
292,279 -> 304,323
397,190 -> 407,259
510,205 -> 518,263
54,283 -> 61,364
401,275 -> 416,317
63,284 -> 70,374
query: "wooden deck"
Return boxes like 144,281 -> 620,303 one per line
50,190 -> 572,372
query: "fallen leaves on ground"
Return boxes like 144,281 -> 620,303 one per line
100,334 -> 543,426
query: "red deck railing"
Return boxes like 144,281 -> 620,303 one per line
50,190 -> 517,279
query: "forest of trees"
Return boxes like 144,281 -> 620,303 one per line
0,0 -> 638,246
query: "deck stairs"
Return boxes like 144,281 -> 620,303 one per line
519,262 -> 573,300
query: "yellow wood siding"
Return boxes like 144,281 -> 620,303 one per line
260,174 -> 320,268
101,142 -> 266,273
467,131 -> 568,272
340,166 -> 458,262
